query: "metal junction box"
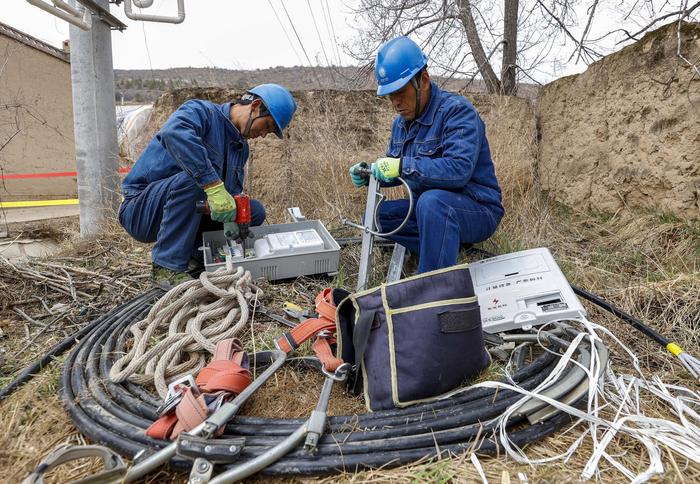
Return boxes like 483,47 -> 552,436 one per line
202,220 -> 340,281
469,247 -> 586,333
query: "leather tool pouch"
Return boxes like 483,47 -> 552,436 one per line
335,264 -> 490,411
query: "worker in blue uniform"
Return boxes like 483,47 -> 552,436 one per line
349,37 -> 504,274
119,84 -> 297,288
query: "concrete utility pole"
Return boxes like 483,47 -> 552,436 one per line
68,0 -> 120,236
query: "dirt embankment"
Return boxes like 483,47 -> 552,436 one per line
537,22 -> 700,219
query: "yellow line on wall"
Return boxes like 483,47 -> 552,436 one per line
0,199 -> 80,208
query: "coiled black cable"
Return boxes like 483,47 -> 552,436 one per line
60,289 -> 584,477
0,289 -> 163,400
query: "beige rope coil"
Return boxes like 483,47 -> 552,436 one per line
109,267 -> 261,398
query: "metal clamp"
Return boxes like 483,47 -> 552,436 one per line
189,457 -> 213,484
22,444 -> 127,484
316,329 -> 333,339
177,435 -> 245,464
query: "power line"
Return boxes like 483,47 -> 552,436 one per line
322,0 -> 342,66
307,0 -> 332,67
266,0 -> 305,67
279,0 -> 324,88
306,0 -> 336,83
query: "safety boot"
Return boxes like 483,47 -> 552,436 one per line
152,263 -> 194,290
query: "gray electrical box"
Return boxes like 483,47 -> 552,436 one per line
470,247 -> 586,333
202,220 -> 340,281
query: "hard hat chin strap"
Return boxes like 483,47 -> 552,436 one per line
410,74 -> 422,121
242,110 -> 267,138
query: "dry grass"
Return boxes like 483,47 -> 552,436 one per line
0,93 -> 699,482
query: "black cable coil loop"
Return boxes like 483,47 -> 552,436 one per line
61,289 -> 584,476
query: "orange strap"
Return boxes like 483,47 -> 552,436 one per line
276,317 -> 336,353
275,288 -> 345,372
276,288 -> 336,353
146,411 -> 178,440
312,337 -> 344,372
146,339 -> 251,440
196,339 -> 251,394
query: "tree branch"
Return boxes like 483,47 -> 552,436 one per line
456,0 -> 502,93
621,0 -> 700,42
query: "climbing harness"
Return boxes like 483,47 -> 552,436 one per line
146,338 -> 252,440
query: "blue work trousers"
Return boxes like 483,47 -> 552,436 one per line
377,189 -> 502,273
118,172 -> 265,271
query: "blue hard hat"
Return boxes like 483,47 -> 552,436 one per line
248,84 -> 297,138
375,36 -> 428,96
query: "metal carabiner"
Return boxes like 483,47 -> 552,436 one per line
157,374 -> 198,416
316,329 -> 334,339
321,362 -> 351,382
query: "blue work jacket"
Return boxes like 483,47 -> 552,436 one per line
122,100 -> 248,196
387,82 -> 503,212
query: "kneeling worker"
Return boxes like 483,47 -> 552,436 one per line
119,84 -> 297,288
350,37 -> 504,273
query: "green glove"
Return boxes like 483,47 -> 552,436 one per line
223,222 -> 240,240
371,157 -> 401,183
204,181 -> 237,223
349,162 -> 369,187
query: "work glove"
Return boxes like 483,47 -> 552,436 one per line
204,181 -> 237,223
349,162 -> 369,187
371,157 -> 401,183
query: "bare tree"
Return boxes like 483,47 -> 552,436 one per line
348,0 -> 700,95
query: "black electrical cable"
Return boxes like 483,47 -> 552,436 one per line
60,290 -> 587,478
0,288 -> 163,400
570,284 -> 670,346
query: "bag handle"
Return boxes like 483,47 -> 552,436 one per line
350,308 -> 376,393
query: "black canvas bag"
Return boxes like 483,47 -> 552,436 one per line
335,263 -> 490,411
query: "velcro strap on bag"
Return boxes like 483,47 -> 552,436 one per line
348,309 -> 376,393
146,338 -> 251,440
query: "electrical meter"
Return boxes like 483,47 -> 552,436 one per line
470,247 -> 586,333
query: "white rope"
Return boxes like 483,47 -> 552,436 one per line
109,267 -> 260,398
470,315 -> 700,482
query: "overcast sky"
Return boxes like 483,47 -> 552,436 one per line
1,1 -> 684,82
2,0 -> 358,70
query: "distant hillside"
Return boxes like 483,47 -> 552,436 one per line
114,66 -> 537,103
